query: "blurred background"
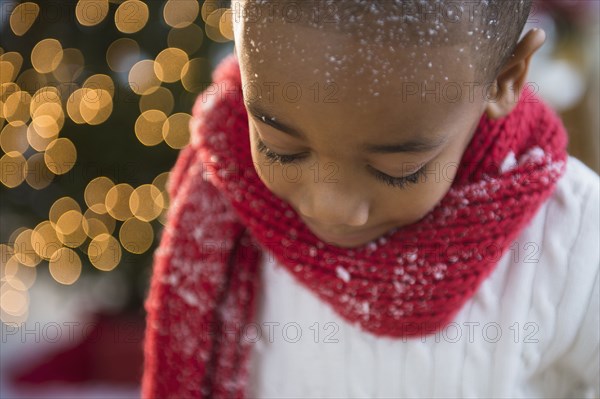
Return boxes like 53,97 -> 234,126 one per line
0,1 -> 597,397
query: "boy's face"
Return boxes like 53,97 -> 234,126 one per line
234,19 -> 488,248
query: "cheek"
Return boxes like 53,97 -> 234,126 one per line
249,147 -> 298,202
379,158 -> 456,224
411,152 -> 460,214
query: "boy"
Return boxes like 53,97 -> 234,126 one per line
142,1 -> 599,397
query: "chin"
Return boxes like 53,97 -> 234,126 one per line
309,226 -> 387,248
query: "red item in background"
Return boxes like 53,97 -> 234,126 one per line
8,312 -> 144,385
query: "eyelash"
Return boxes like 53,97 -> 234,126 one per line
255,138 -> 426,189
371,167 -> 426,189
256,138 -> 308,164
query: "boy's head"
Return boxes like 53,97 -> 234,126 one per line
231,0 -> 544,248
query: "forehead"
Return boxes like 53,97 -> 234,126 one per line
235,19 -> 477,112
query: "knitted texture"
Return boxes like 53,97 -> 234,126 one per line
142,53 -> 568,398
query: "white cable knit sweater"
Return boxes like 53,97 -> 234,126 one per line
244,155 -> 600,399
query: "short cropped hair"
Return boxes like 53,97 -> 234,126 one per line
233,0 -> 533,81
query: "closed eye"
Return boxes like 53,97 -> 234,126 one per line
256,137 -> 308,164
255,137 -> 426,189
368,165 -> 427,189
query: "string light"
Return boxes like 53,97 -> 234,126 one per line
164,0 -> 199,29
9,2 -> 40,36
0,0 -> 233,323
76,0 -> 110,27
115,0 -> 149,34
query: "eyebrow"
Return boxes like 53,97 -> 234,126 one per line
246,103 -> 447,154
363,136 -> 448,154
246,103 -> 305,139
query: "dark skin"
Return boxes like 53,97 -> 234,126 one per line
233,10 -> 545,248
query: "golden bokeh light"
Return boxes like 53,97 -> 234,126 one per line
30,86 -> 62,115
152,171 -> 171,225
0,83 -> 20,119
0,61 -> 14,85
181,58 -> 209,93
85,176 -> 115,214
3,256 -> 37,291
1,245 -> 14,283
164,0 -> 199,28
26,153 -> 55,190
0,151 -> 27,188
80,88 -> 113,125
27,122 -> 58,152
49,247 -> 82,285
55,210 -> 87,248
139,86 -> 174,115
106,38 -> 140,73
56,219 -> 87,248
1,0 -> 236,292
119,217 -> 154,254
9,2 -> 40,36
167,24 -> 204,55
152,171 -> 170,193
16,68 -> 47,93
81,218 -> 109,242
135,110 -> 167,146
82,212 -> 110,240
0,307 -> 28,326
0,287 -> 29,317
154,48 -> 189,83
52,48 -> 85,82
13,229 -> 42,267
1,122 -> 29,154
1,243 -> 14,264
31,38 -> 63,74
56,209 -> 84,236
130,184 -> 165,221
128,59 -> 161,95
49,197 -> 82,229
0,53 -> 24,83
201,0 -> 220,22
205,9 -> 230,43
105,183 -> 134,221
44,137 -> 77,175
83,74 -> 115,98
31,220 -> 61,260
115,0 -> 149,34
76,0 -> 109,27
219,9 -> 234,41
88,233 -> 122,271
66,88 -> 86,124
157,201 -> 170,225
3,90 -> 32,124
8,227 -> 28,246
83,208 -> 116,237
31,102 -> 65,138
162,112 -> 191,149
31,115 -> 61,140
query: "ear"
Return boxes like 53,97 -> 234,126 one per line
485,28 -> 546,119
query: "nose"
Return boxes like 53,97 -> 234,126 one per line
297,181 -> 369,227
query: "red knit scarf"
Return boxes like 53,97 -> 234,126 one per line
142,53 -> 568,398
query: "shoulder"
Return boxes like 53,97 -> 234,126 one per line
539,155 -> 600,396
517,154 -> 599,307
542,155 -> 599,255
553,155 -> 599,210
